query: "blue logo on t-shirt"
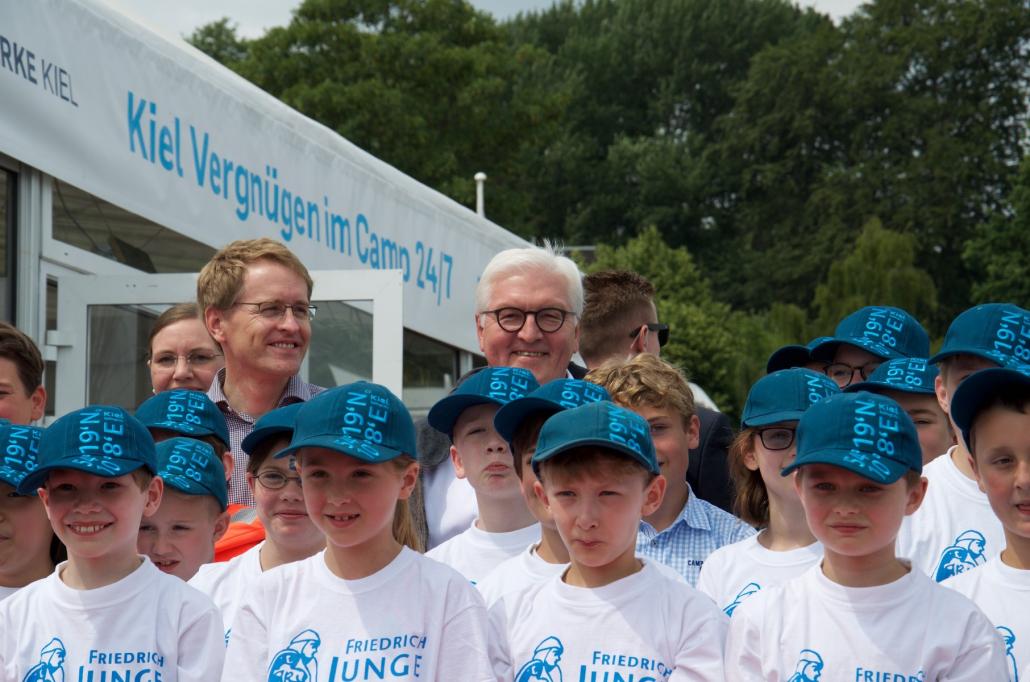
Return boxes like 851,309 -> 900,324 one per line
516,636 -> 564,682
998,626 -> 1018,682
22,638 -> 65,682
268,630 -> 321,682
788,649 -> 823,682
723,582 -> 761,616
933,530 -> 987,582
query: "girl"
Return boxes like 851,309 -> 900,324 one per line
0,424 -> 63,601
696,368 -> 838,615
222,382 -> 501,681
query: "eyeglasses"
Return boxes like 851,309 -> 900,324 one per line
148,351 -> 223,371
824,361 -> 881,387
757,427 -> 796,451
481,307 -> 574,334
254,470 -> 302,490
235,301 -> 317,322
628,323 -> 670,347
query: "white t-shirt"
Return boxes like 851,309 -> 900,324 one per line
897,448 -> 1005,581
477,544 -> 566,607
223,547 -> 503,681
491,559 -> 728,682
725,562 -> 1008,680
426,520 -> 541,585
423,462 -> 478,550
696,534 -> 822,616
189,541 -> 264,643
945,554 -> 1029,681
0,586 -> 18,602
0,557 -> 224,681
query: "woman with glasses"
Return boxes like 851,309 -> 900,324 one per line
696,368 -> 840,616
147,303 -> 224,394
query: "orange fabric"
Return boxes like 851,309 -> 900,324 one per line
214,503 -> 265,562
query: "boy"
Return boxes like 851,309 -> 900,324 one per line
478,378 -> 610,605
138,438 -> 230,580
897,303 -> 1029,580
945,366 -> 1030,681
847,357 -> 953,464
136,388 -> 233,481
810,305 -> 930,388
725,391 -> 1007,679
587,354 -> 754,586
190,402 -> 324,641
0,405 -> 224,679
0,322 -> 46,425
490,401 -> 727,680
426,366 -> 540,583
765,336 -> 833,374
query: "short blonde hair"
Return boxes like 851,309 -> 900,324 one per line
586,353 -> 696,424
197,238 -> 313,312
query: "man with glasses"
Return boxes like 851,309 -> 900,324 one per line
197,238 -> 324,506
577,269 -> 737,512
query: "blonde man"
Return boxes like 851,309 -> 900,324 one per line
198,238 -> 324,505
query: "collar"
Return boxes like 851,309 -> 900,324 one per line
207,367 -> 314,418
639,485 -> 711,537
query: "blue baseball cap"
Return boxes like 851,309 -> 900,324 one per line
494,379 -> 610,443
532,401 -> 659,475
155,437 -> 228,511
765,337 -> 833,374
427,367 -> 539,438
810,306 -> 929,362
0,422 -> 44,495
847,357 -> 938,396
742,368 -> 840,428
19,405 -> 157,494
949,365 -> 1030,450
782,391 -> 922,484
241,402 -> 303,456
136,389 -> 230,450
929,303 -> 1030,368
278,382 -> 416,462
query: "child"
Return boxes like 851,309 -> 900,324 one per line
0,322 -> 47,425
136,388 -> 233,481
138,438 -> 229,580
725,391 -> 1007,679
847,357 -> 954,464
944,366 -> 1030,681
897,303 -> 1029,580
0,423 -> 57,601
478,378 -> 610,605
587,353 -> 754,586
189,402 -> 324,640
426,366 -> 540,583
697,368 -> 838,614
490,400 -> 727,680
809,305 -> 930,387
0,405 -> 224,680
765,336 -> 833,374
223,382 -> 500,680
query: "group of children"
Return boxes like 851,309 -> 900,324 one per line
0,301 -> 1026,681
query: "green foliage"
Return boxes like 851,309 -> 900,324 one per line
186,18 -> 249,67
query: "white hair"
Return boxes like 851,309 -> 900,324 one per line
475,242 -> 584,316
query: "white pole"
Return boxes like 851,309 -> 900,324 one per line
474,172 -> 487,217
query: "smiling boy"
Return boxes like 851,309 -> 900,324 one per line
0,405 -> 224,680
490,401 -> 727,681
725,391 -> 1007,679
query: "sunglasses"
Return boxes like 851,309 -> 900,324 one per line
628,323 -> 670,347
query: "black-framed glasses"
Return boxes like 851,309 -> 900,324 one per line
236,301 -> 318,322
628,323 -> 670,347
482,307 -> 574,334
254,471 -> 303,490
757,427 -> 796,451
824,361 -> 881,387
148,351 -> 223,371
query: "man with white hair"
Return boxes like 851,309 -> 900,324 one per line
415,244 -> 584,549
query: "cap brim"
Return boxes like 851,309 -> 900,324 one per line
161,476 -> 228,511
427,395 -> 503,437
928,347 -> 1008,366
241,424 -> 294,455
781,449 -> 909,484
810,337 -> 897,363
494,397 -> 562,443
533,437 -> 658,475
845,380 -> 933,396
277,434 -> 406,463
17,458 -> 148,495
0,469 -> 35,495
148,421 -> 229,447
765,346 -> 811,373
743,410 -> 805,428
950,367 -> 1030,448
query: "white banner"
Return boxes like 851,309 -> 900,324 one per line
0,0 -> 528,353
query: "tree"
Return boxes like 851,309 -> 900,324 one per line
186,18 -> 249,67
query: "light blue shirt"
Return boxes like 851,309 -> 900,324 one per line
636,487 -> 756,587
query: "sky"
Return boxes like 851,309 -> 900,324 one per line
103,0 -> 866,41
